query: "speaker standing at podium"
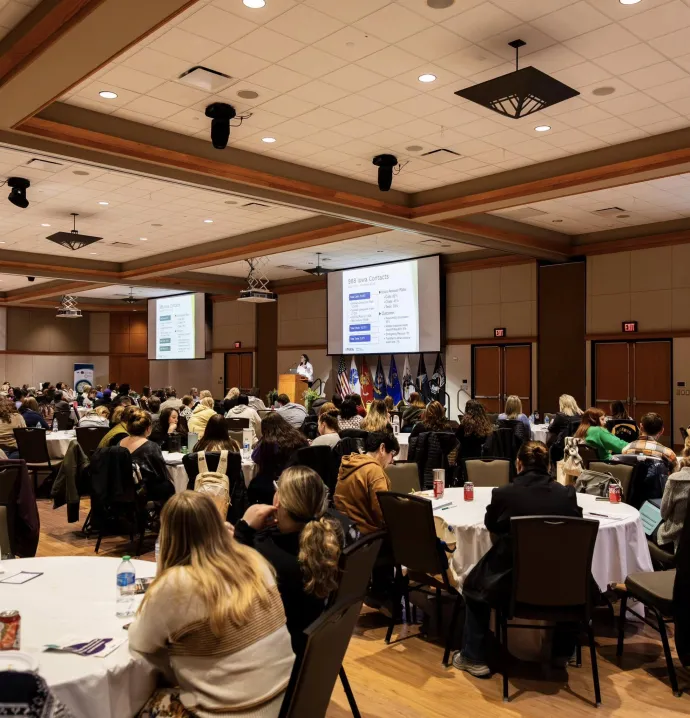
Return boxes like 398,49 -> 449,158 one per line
296,353 -> 314,387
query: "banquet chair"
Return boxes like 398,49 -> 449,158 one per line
226,417 -> 250,431
279,599 -> 364,718
0,464 -> 21,556
290,445 -> 334,494
385,463 -> 420,494
464,458 -> 510,487
228,430 -> 244,446
377,491 -> 463,665
13,427 -> 63,492
53,410 -> 73,431
76,426 -> 109,458
577,443 -> 599,470
589,461 -> 634,501
499,515 -> 601,705
0,671 -> 75,717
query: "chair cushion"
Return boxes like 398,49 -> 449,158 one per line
625,570 -> 676,615
647,540 -> 676,569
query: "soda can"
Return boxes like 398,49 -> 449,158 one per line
0,611 -> 20,650
433,468 -> 445,499
609,484 -> 622,504
464,481 -> 474,502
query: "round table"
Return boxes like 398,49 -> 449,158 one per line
46,430 -> 76,460
0,556 -> 157,718
530,423 -> 550,444
433,487 -> 654,591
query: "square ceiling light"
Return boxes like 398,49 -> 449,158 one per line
178,66 -> 235,93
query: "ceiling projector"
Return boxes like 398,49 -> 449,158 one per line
238,288 -> 277,303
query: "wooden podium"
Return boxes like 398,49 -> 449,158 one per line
278,373 -> 307,404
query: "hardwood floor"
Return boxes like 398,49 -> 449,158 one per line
35,498 -> 690,717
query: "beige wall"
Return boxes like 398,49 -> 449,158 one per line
89,312 -> 110,353
213,300 -> 256,349
0,353 -> 109,389
149,358 -> 213,394
7,307 -> 90,353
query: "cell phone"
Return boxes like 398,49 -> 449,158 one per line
595,497 -> 610,501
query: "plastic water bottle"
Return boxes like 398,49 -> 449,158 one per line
52,418 -> 58,432
116,555 -> 136,618
155,538 -> 160,569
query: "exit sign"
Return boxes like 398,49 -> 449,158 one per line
494,327 -> 506,338
234,341 -> 242,348
623,321 -> 638,333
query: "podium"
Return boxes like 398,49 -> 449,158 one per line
278,373 -> 307,404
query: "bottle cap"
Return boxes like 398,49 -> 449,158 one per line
122,555 -> 131,560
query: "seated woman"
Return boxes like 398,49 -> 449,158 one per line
361,399 -> 392,434
351,393 -> 366,418
119,409 -> 174,503
656,445 -> 690,552
311,410 -> 341,448
498,395 -> 531,434
98,405 -> 137,448
251,413 -> 308,505
409,400 -> 451,439
605,400 -> 639,443
337,397 -> 363,431
188,397 -> 216,438
234,466 -> 343,654
0,398 -> 25,457
151,406 -> 188,451
18,397 -> 49,429
129,491 -> 294,718
547,394 -> 583,447
79,405 -> 110,428
193,414 -> 240,453
455,400 -> 493,460
401,392 -> 425,431
574,407 -> 627,461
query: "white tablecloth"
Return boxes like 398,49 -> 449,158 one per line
163,452 -> 258,492
0,556 -> 157,718
433,488 -> 653,591
46,430 -> 76,460
530,424 -> 550,444
395,433 -> 409,462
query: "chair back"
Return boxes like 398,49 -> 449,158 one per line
13,428 -> 51,465
609,421 -> 639,443
510,516 -> 598,620
226,417 -> 250,431
329,531 -> 385,607
377,491 -> 446,577
53,410 -> 72,431
228,430 -> 244,446
339,428 -> 368,441
385,463 -> 420,494
483,427 -> 518,461
291,445 -> 334,493
577,443 -> 599,469
279,600 -> 363,718
0,464 -> 21,555
589,461 -> 634,501
76,426 -> 109,458
464,458 -> 510,487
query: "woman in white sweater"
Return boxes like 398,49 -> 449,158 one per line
130,491 -> 294,718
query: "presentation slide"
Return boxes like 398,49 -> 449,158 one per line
327,256 -> 441,355
147,292 -> 206,360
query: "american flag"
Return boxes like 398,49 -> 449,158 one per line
337,355 -> 351,398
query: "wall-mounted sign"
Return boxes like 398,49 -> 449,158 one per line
622,321 -> 638,333
234,341 -> 242,348
494,328 -> 506,338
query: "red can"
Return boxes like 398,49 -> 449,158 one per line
0,611 -> 20,650
433,469 -> 445,499
464,481 -> 474,502
609,484 -> 622,504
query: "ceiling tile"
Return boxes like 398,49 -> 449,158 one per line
357,45 -> 424,79
73,81 -> 139,108
425,105 -> 482,129
553,61 -> 612,88
478,22 -> 557,61
324,64 -> 385,92
444,3 -> 522,43
646,77 -> 690,103
398,0 -> 483,22
397,25 -> 469,62
120,48 -> 191,80
491,0 -> 577,23
210,0 -> 297,24
623,61 -> 689,91
563,22 -> 639,60
354,4 -> 433,44
256,94 -> 316,118
359,80 -> 420,105
177,5 -> 257,45
558,103 -> 613,128
531,1 -> 611,42
621,104 -> 681,127
295,106 -> 346,129
231,27 -> 304,63
202,46 -> 269,79
268,117 -> 321,139
312,26 -> 387,62
278,46 -> 347,79
246,64 -> 309,92
620,0 -> 690,41
306,129 -> 354,149
324,94 -> 384,119
147,28 -> 222,64
99,66 -> 164,94
267,4 -> 344,44
595,43 -> 666,75
597,91 -> 657,115
303,0 -> 389,24
147,80 -> 209,107
436,46 -> 505,76
288,80 -> 349,104
278,139 -> 323,157
331,118 -> 382,139
361,106 -> 411,129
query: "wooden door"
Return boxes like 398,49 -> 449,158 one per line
225,352 -> 253,392
473,346 -> 501,413
504,345 -> 532,415
633,341 -> 672,445
594,342 -> 631,416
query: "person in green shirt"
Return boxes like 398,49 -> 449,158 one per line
574,407 -> 627,460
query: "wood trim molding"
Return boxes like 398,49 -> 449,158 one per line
586,331 -> 690,341
444,255 -> 535,273
446,336 -> 538,345
577,229 -> 690,257
277,344 -> 328,351
214,346 -> 257,353
0,350 -> 146,356
436,219 -> 563,256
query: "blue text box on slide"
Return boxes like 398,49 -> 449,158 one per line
349,292 -> 370,300
349,335 -> 371,343
349,324 -> 371,331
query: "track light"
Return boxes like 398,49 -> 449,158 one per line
205,102 -> 237,150
372,154 -> 398,192
7,177 -> 30,209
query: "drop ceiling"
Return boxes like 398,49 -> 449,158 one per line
0,1 -> 39,42
61,0 -> 690,192
0,273 -> 50,292
74,285 -> 188,300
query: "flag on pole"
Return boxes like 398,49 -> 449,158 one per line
374,356 -> 387,400
360,356 -> 374,405
387,355 -> 402,404
336,355 -> 350,399
430,352 -> 446,405
402,355 -> 413,401
416,354 -> 431,403
349,357 -> 361,395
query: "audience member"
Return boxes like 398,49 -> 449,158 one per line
334,431 -> 399,534
188,397 -> 216,438
18,397 -> 49,429
361,399 -> 392,433
383,396 -> 395,414
189,387 -> 200,405
151,407 -> 188,451
129,491 -> 294,717
454,441 -> 582,678
78,406 -> 110,428
160,388 -> 182,412
98,405 -> 136,448
111,384 -> 131,408
193,414 -> 240,453
656,444 -> 690,552
498,395 -> 530,434
401,392 -> 425,430
274,393 -> 307,428
147,396 -> 161,422
547,394 -> 583,447
622,412 -> 677,468
223,387 -> 240,414
226,394 -> 262,439
574,407 -> 627,460
606,400 -> 639,442
331,393 -> 343,411
179,395 -> 194,421
0,399 -> 25,456
455,400 -> 494,460
338,397 -> 363,431
234,466 -> 343,653
138,386 -> 151,410
409,400 -> 450,439
311,410 -> 340,448
351,393 -> 366,417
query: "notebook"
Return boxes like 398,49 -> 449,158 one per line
639,500 -> 663,537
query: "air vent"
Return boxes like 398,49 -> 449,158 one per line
109,241 -> 136,248
242,202 -> 271,212
178,66 -> 235,93
593,207 -> 628,217
276,265 -> 297,270
26,158 -> 63,172
420,148 -> 462,164
502,207 -> 549,220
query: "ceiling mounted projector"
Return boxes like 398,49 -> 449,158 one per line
455,40 -> 579,119
56,295 -> 83,319
205,102 -> 237,150
7,177 -> 30,209
237,258 -> 277,303
373,154 -> 398,192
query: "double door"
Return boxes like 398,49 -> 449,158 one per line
593,340 -> 672,444
225,352 -> 253,392
473,344 -> 532,415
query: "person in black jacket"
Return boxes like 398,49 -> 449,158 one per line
233,465 -> 345,654
546,394 -> 583,447
455,400 -> 494,460
453,440 -> 582,678
18,397 -> 49,429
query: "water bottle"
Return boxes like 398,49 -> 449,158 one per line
242,428 -> 252,460
115,555 -> 136,618
155,538 -> 160,569
52,418 -> 58,432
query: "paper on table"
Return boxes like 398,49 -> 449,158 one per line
44,636 -> 126,657
584,512 -> 626,522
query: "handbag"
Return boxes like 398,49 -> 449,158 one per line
575,469 -> 621,497
559,436 -> 584,484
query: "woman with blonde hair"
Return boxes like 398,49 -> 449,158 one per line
498,395 -> 530,434
188,396 -> 217,438
233,466 -> 343,653
547,394 -> 585,448
361,399 -> 391,433
130,491 -> 294,718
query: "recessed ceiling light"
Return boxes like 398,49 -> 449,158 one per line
99,91 -> 117,100
620,0 -> 642,5
139,237 -> 148,241
262,136 -> 276,143
592,86 -> 616,96
535,125 -> 551,132
243,0 -> 265,7
98,201 -> 109,206
90,252 -> 98,255
41,223 -> 51,227
203,219 -> 213,223
418,73 -> 437,83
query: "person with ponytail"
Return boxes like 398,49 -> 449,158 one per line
233,466 -> 346,654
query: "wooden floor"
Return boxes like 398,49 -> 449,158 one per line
36,498 -> 690,717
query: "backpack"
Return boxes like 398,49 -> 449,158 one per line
575,469 -> 621,497
194,451 -> 231,519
